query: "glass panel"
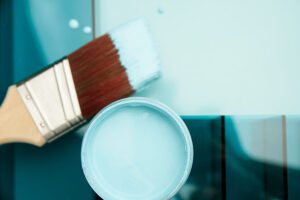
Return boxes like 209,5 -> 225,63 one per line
173,117 -> 223,200
94,0 -> 300,116
286,116 -> 300,200
225,116 -> 286,200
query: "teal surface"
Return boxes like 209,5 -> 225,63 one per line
1,1 -> 300,200
1,0 -> 94,199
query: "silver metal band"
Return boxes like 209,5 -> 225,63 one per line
17,59 -> 85,142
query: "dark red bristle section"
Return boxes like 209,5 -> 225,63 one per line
68,34 -> 134,119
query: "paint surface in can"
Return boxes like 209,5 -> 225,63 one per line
82,98 -> 193,200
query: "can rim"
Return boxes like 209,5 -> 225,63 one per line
81,97 -> 194,200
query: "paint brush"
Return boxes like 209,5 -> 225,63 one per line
0,19 -> 161,146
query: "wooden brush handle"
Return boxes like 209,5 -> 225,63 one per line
0,85 -> 46,146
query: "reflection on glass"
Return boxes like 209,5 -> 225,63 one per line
286,116 -> 300,200
225,116 -> 287,200
173,117 -> 222,200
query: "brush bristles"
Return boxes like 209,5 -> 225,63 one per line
68,19 -> 161,119
68,35 -> 133,119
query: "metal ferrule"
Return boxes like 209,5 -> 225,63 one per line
17,59 -> 85,142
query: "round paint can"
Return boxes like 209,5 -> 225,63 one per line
81,97 -> 193,200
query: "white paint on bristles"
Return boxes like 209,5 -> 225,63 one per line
109,18 -> 161,91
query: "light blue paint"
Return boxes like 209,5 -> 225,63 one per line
82,98 -> 193,200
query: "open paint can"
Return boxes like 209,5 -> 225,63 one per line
81,97 -> 193,200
